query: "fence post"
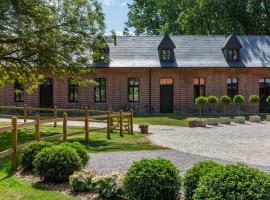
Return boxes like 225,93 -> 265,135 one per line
11,116 -> 18,172
109,108 -> 113,133
85,107 -> 89,142
107,109 -> 111,139
53,106 -> 57,127
130,109 -> 134,135
23,104 -> 27,123
35,114 -> 40,141
120,110 -> 123,137
63,112 -> 67,142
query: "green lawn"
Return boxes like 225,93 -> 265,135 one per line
0,124 -> 163,200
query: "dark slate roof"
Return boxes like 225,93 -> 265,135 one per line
106,35 -> 270,68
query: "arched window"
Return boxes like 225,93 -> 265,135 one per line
160,78 -> 174,85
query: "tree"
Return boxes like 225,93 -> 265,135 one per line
207,96 -> 218,117
195,96 -> 207,119
220,95 -> 231,116
125,0 -> 270,35
249,95 -> 260,114
233,95 -> 245,115
0,0 -> 106,92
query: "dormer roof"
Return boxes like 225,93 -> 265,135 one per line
222,34 -> 242,50
158,34 -> 176,50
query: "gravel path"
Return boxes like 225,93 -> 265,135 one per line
148,122 -> 270,167
86,150 -> 270,174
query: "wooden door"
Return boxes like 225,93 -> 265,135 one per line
40,78 -> 53,108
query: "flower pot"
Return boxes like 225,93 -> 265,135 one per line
220,117 -> 231,124
266,115 -> 270,122
140,127 -> 149,134
207,118 -> 219,126
249,115 -> 261,123
234,116 -> 245,124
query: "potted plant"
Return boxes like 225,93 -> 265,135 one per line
266,96 -> 270,122
139,123 -> 149,134
207,96 -> 219,125
195,96 -> 207,127
249,95 -> 260,122
219,95 -> 232,124
233,95 -> 245,123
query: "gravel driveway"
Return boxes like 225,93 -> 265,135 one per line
149,122 -> 270,167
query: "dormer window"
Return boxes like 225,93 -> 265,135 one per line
226,49 -> 239,61
222,35 -> 242,62
158,34 -> 176,63
161,49 -> 172,61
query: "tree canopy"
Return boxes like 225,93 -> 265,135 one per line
0,0 -> 105,91
125,0 -> 270,35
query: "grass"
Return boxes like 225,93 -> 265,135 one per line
0,123 -> 163,200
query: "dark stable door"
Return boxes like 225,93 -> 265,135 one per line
260,85 -> 270,113
160,85 -> 174,113
40,78 -> 53,108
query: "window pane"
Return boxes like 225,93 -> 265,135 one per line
200,78 -> 205,85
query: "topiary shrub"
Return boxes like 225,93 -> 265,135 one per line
124,158 -> 182,200
194,164 -> 270,200
207,96 -> 219,116
21,142 -> 54,170
195,96 -> 208,118
266,95 -> 270,104
92,172 -> 124,199
249,95 -> 260,114
233,95 -> 245,115
33,145 -> 82,182
220,95 -> 231,115
183,160 -> 223,200
59,142 -> 89,166
69,170 -> 98,192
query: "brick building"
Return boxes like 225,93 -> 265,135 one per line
1,35 -> 270,114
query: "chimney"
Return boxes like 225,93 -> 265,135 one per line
114,35 -> 117,46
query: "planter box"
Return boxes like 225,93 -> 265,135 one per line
196,120 -> 207,127
266,115 -> 270,122
207,118 -> 219,126
188,120 -> 197,128
249,115 -> 261,123
234,116 -> 245,124
220,117 -> 231,124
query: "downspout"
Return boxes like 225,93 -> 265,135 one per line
149,68 -> 152,113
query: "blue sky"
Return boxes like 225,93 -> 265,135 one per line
100,0 -> 133,35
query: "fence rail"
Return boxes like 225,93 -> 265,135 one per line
0,105 -> 133,171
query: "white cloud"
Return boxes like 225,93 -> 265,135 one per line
102,0 -> 114,6
121,2 -> 127,7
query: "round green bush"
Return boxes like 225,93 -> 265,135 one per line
33,145 -> 82,182
220,95 -> 231,104
207,96 -> 219,105
233,95 -> 245,104
266,95 -> 270,103
249,95 -> 260,104
183,160 -> 223,200
194,164 -> 270,200
21,142 -> 54,170
124,158 -> 182,200
59,142 -> 89,166
195,96 -> 207,105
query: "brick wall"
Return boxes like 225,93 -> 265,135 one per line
0,67 -> 270,114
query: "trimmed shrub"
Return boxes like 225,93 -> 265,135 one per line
21,142 -> 54,170
183,160 -> 223,200
207,96 -> 219,104
266,95 -> 270,103
233,95 -> 244,104
194,164 -> 270,200
195,96 -> 207,105
59,142 -> 89,166
33,145 -> 82,182
92,172 -> 124,199
124,158 -> 182,200
249,95 -> 260,104
220,95 -> 231,104
69,170 -> 98,192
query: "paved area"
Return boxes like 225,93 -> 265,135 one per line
148,122 -> 270,167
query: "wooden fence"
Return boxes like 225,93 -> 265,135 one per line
0,105 -> 133,171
